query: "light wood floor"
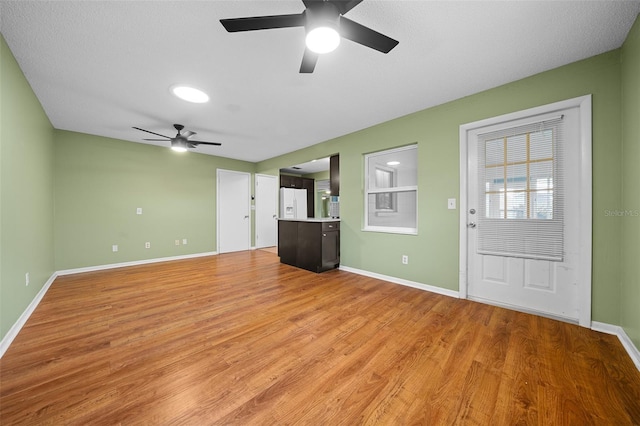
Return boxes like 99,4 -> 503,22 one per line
1,251 -> 639,425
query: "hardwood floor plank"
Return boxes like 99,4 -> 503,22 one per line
1,251 -> 639,424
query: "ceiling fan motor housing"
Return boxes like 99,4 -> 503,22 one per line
304,1 -> 341,33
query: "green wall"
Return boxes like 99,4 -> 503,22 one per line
621,16 -> 640,349
0,35 -> 55,338
54,130 -> 255,270
257,49 -> 625,325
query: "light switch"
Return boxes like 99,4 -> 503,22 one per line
447,198 -> 456,210
136,207 -> 142,215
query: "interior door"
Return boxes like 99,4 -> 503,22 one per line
255,174 -> 278,248
464,100 -> 590,324
217,169 -> 251,253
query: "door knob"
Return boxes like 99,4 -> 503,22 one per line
467,222 -> 476,228
244,215 -> 249,219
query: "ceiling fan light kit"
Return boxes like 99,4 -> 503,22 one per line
220,0 -> 398,73
171,139 -> 188,153
304,1 -> 341,54
306,26 -> 340,54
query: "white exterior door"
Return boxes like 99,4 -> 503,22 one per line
460,96 -> 592,326
217,169 -> 251,253
255,174 -> 278,248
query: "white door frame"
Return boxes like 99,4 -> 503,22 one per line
216,169 -> 251,253
458,95 -> 593,327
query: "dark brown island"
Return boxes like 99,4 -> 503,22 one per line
277,219 -> 340,273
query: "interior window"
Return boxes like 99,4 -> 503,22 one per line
364,145 -> 418,234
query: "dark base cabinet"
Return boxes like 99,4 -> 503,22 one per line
278,220 -> 340,273
277,220 -> 298,267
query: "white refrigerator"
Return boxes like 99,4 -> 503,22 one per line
280,188 -> 307,219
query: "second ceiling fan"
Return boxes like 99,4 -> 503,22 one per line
133,124 -> 221,152
220,0 -> 399,73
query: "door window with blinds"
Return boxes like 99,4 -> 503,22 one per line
477,116 -> 564,261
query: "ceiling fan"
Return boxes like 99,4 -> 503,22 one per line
220,0 -> 399,73
133,124 -> 222,152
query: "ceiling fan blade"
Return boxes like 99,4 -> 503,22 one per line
143,138 -> 171,141
300,48 -> 319,73
181,130 -> 195,138
133,127 -> 171,139
187,143 -> 197,149
220,13 -> 305,32
339,16 -> 399,53
329,0 -> 364,15
191,141 -> 222,146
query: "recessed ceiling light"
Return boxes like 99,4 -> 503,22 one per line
171,85 -> 209,103
387,161 -> 400,166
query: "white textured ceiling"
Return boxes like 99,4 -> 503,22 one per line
1,1 -> 639,163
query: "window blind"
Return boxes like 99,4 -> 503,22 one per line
477,116 -> 564,261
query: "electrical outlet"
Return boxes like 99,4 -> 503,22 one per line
25,272 -> 30,286
175,239 -> 180,246
112,244 -> 118,252
182,238 -> 188,245
145,242 -> 151,249
448,198 -> 456,210
402,255 -> 408,265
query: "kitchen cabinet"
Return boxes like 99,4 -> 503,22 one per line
278,220 -> 340,273
330,155 -> 340,196
277,220 -> 298,266
301,178 -> 315,218
280,174 -> 302,188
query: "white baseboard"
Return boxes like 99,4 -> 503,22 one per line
338,265 -> 460,299
1,251 -> 218,359
56,251 -> 217,276
0,272 -> 58,358
591,321 -> 640,372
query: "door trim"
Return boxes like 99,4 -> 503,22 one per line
458,95 -> 592,327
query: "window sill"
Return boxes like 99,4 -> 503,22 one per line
362,226 -> 418,235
